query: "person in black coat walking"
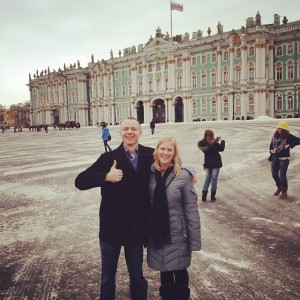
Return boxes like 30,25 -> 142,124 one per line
75,117 -> 154,300
150,119 -> 155,135
198,129 -> 225,202
269,121 -> 300,199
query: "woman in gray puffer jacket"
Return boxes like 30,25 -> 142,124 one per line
147,136 -> 201,300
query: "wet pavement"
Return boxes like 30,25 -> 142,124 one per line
0,120 -> 300,300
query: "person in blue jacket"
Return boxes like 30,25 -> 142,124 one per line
101,123 -> 112,152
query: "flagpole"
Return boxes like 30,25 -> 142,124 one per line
170,1 -> 173,40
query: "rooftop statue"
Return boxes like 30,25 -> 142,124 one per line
217,21 -> 223,34
255,11 -> 261,25
207,27 -> 211,36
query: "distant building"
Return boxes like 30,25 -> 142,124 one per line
0,103 -> 30,127
28,13 -> 300,126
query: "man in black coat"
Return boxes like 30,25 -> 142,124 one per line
75,117 -> 154,300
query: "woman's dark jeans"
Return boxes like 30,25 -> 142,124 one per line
271,158 -> 289,190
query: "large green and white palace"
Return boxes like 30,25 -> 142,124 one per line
28,12 -> 300,126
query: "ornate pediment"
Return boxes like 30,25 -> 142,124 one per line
143,37 -> 173,54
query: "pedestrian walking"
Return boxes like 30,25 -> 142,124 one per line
101,123 -> 112,152
269,121 -> 300,198
197,129 -> 225,202
150,119 -> 155,135
75,117 -> 154,300
147,136 -> 201,300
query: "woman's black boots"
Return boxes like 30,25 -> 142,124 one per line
202,190 -> 208,202
211,191 -> 216,202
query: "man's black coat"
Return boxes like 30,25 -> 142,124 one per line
75,143 -> 154,246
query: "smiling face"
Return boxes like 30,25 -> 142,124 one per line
156,141 -> 175,171
120,118 -> 142,151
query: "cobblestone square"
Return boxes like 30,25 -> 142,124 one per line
1,120 -> 300,299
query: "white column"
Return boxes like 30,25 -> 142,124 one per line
144,100 -> 150,123
168,55 -> 175,91
217,46 -> 222,86
132,66 -> 137,94
268,44 -> 274,83
241,92 -> 247,118
229,44 -> 234,84
110,72 -> 114,99
103,73 -> 108,98
182,58 -> 187,89
217,90 -> 222,120
142,61 -> 147,93
241,41 -> 247,84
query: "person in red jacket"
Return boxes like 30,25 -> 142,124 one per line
198,129 -> 225,202
269,121 -> 300,199
75,117 -> 154,300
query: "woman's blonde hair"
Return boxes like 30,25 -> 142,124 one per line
153,136 -> 182,176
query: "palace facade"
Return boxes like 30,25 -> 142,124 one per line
28,12 -> 300,126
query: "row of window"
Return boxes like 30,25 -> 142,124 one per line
275,43 -> 300,57
112,43 -> 299,79
275,61 -> 300,81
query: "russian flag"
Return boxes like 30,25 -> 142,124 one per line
171,1 -> 183,12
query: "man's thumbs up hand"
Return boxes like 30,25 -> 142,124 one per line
105,160 -> 123,182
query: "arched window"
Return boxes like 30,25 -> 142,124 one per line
201,99 -> 207,114
223,67 -> 229,84
287,44 -> 294,56
276,63 -> 283,81
192,57 -> 197,65
223,98 -> 229,113
156,78 -> 160,91
249,46 -> 255,56
122,83 -> 125,96
115,85 -> 119,97
177,75 -> 182,89
211,69 -> 217,86
223,51 -> 229,61
235,66 -> 241,83
276,93 -> 283,110
236,48 -> 241,58
149,80 -> 152,92
211,98 -> 217,114
276,46 -> 283,57
192,99 -> 197,115
138,66 -> 142,74
148,64 -> 152,72
287,62 -> 294,80
211,53 -> 217,63
177,59 -> 182,67
192,73 -> 197,88
248,95 -> 254,112
138,81 -> 142,95
248,62 -> 255,81
156,63 -> 161,71
201,70 -> 207,87
287,93 -> 294,110
201,55 -> 206,65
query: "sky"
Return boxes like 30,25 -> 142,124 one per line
1,0 -> 300,108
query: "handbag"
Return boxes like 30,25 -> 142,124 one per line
108,134 -> 111,141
